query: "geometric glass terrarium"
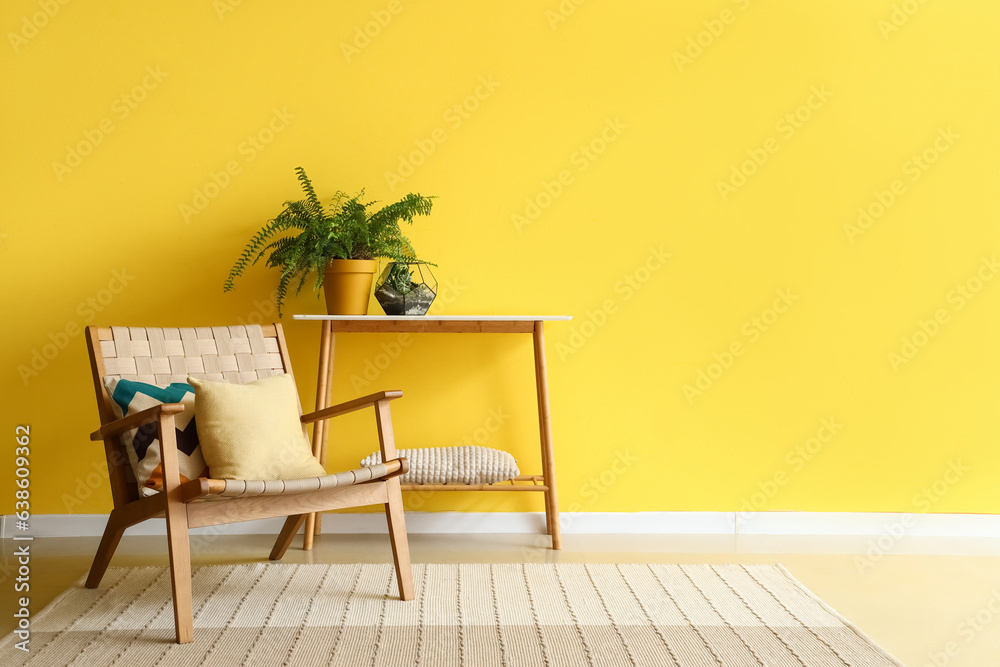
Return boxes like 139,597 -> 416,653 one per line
374,261 -> 437,315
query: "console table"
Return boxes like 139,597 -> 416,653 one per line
294,315 -> 572,549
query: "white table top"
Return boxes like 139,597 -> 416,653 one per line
293,315 -> 573,321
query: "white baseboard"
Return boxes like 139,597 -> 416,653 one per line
3,511 -> 999,539
736,511 -> 1000,537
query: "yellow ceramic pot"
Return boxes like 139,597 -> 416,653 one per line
322,259 -> 377,315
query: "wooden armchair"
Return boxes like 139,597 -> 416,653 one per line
84,323 -> 413,644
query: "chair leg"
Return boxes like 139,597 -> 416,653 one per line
164,498 -> 194,644
372,399 -> 413,601
86,511 -> 127,589
384,479 -> 414,601
270,514 -> 307,561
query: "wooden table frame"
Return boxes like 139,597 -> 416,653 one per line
294,315 -> 572,550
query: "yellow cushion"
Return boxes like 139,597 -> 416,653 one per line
187,374 -> 326,481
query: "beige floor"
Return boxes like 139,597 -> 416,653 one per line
3,532 -> 1000,666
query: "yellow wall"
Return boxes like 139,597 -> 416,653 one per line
2,1 -> 999,517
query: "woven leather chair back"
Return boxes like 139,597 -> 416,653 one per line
87,324 -> 295,502
97,325 -> 287,385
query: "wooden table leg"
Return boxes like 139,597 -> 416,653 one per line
314,331 -> 335,536
304,321 -> 333,550
533,321 -> 561,550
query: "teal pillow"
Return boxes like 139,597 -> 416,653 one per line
103,378 -> 209,495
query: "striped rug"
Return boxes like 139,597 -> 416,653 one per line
1,563 -> 902,666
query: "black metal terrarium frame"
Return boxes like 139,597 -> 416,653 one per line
374,261 -> 438,315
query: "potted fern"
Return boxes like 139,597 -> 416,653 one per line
224,167 -> 435,316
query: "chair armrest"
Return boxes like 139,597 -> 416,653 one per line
301,390 -> 402,424
90,403 -> 185,441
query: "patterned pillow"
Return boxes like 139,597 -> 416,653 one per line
103,378 -> 209,496
360,446 -> 520,485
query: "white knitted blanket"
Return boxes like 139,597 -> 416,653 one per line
360,446 -> 520,485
